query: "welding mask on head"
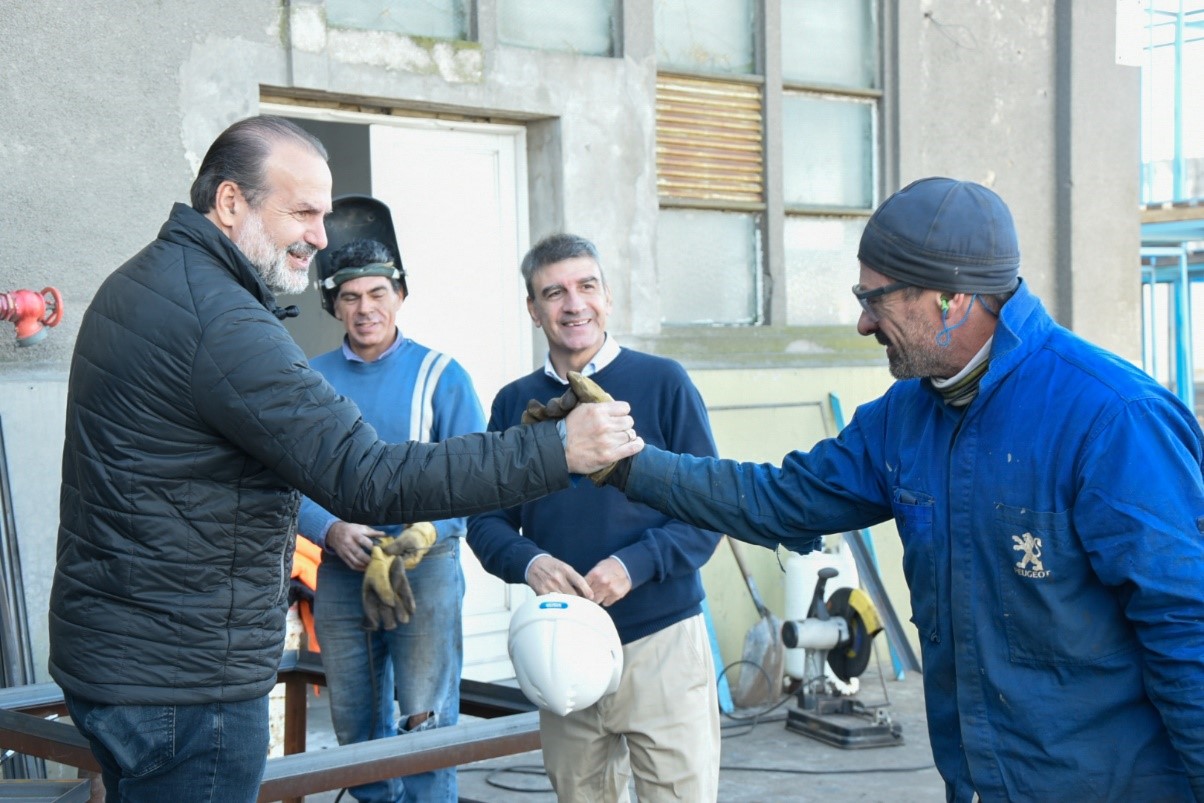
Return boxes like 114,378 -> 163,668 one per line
507,593 -> 624,716
315,194 -> 407,317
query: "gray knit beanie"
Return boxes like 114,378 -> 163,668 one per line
857,177 -> 1021,294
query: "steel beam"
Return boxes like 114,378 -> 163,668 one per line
257,711 -> 540,802
0,682 -> 68,714
0,674 -> 542,801
0,708 -> 97,771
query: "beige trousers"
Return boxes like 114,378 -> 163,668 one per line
540,612 -> 721,802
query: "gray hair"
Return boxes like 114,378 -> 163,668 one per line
520,233 -> 605,298
190,115 -> 328,213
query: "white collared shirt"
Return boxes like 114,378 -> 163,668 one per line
542,333 -> 621,383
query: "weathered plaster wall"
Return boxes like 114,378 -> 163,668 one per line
274,0 -> 660,337
895,0 -> 1140,359
1,2 -> 286,358
0,374 -> 67,681
1,0 -> 288,681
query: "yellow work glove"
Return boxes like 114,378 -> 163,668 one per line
521,372 -> 621,486
361,543 -> 415,630
381,522 -> 437,570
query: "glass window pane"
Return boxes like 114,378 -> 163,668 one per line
655,0 -> 757,75
327,0 -> 469,40
657,209 -> 760,324
781,0 -> 877,88
498,0 -> 615,56
782,94 -> 874,208
783,215 -> 866,326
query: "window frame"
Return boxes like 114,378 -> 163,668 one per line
653,0 -> 886,327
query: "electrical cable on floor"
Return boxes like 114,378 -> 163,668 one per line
716,658 -> 791,726
720,762 -> 936,775
459,751 -> 936,792
459,763 -> 556,793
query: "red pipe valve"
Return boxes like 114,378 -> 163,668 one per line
0,287 -> 64,346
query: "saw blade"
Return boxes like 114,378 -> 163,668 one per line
825,587 -> 878,682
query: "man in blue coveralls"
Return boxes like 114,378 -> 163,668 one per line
600,178 -> 1204,802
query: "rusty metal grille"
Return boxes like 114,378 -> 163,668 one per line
656,75 -> 764,205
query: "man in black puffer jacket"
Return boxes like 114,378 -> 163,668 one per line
49,115 -> 644,803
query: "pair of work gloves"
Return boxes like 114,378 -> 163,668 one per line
361,521 -> 437,631
521,371 -> 629,488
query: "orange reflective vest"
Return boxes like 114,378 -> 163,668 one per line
291,535 -> 322,652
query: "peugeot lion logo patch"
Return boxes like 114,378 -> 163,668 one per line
1012,532 -> 1049,579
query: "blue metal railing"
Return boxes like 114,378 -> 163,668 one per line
1141,246 -> 1199,411
1140,1 -> 1204,411
1140,1 -> 1204,205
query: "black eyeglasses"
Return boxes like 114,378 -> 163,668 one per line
852,281 -> 911,321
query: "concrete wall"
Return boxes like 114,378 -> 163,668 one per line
0,372 -> 67,680
894,0 -> 1141,357
0,0 -> 1139,682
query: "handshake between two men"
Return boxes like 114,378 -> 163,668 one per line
359,372 -> 642,630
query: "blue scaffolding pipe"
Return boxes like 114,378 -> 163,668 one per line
1141,0 -> 1204,203
1140,1 -> 1203,413
1141,245 -> 1198,411
1142,264 -> 1158,380
1177,248 -> 1195,413
1174,0 -> 1186,199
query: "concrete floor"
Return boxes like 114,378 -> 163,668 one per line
299,657 -> 946,802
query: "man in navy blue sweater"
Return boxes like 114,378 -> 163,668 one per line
467,233 -> 723,802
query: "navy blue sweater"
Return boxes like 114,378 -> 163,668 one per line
467,348 -> 722,643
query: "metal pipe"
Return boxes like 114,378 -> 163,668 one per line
1176,246 -> 1195,410
0,676 -> 543,801
257,712 -> 539,802
0,709 -> 97,772
1173,0 -> 1185,200
0,288 -> 63,346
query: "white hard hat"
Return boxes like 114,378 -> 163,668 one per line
507,593 -> 624,716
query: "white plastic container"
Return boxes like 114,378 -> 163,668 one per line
783,538 -> 860,682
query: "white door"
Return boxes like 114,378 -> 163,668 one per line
367,121 -> 535,682
264,105 -> 537,681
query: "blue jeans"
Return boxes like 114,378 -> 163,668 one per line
315,537 -> 465,803
63,691 -> 269,803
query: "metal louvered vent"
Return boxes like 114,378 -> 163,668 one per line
656,74 -> 764,205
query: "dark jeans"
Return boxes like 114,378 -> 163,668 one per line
64,691 -> 270,803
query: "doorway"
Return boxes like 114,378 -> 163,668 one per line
267,104 -> 536,681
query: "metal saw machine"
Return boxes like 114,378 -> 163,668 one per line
780,566 -> 903,749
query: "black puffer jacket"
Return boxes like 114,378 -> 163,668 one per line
50,204 -> 568,705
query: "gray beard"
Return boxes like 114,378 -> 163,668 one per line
235,211 -> 312,296
883,335 -> 951,380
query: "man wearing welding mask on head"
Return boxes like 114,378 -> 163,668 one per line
297,195 -> 484,803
